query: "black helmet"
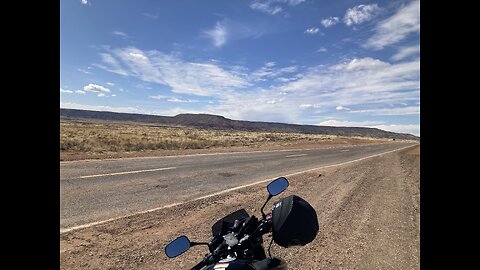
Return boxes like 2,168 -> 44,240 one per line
271,195 -> 319,247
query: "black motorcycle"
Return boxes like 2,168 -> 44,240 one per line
164,177 -> 319,269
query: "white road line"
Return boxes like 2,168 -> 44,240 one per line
285,154 -> 308,158
60,143 -> 417,234
78,167 -> 176,179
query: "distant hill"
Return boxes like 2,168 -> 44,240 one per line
60,108 -> 419,141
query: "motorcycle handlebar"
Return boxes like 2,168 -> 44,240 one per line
190,214 -> 272,269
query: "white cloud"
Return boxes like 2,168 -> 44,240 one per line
319,119 -> 384,127
284,0 -> 306,5
60,87 -> 87,95
299,104 -> 320,109
149,95 -> 168,100
77,68 -> 91,74
365,0 -> 420,50
391,44 -> 420,61
265,61 -> 276,67
276,57 -> 419,108
97,93 -> 107,97
143,12 -> 159,20
111,94 -> 117,97
84,83 -> 111,93
167,97 -> 199,103
249,0 -> 305,15
97,47 -> 251,97
250,2 -> 283,15
304,27 -> 320,34
97,53 -> 128,76
106,82 -> 115,86
343,4 -> 380,26
60,102 -> 141,114
203,56 -> 418,126
336,106 -> 350,111
204,21 -> 228,48
250,63 -> 298,81
330,57 -> 390,71
316,47 -> 327,53
60,88 -> 73,94
112,31 -> 129,39
321,17 -> 340,28
81,0 -> 88,5
350,106 -> 419,115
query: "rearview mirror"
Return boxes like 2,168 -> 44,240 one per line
165,236 -> 191,258
267,177 -> 289,196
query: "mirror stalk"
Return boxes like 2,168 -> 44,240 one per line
260,194 -> 273,219
190,241 -> 210,248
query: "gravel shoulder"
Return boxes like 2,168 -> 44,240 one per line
60,145 -> 420,270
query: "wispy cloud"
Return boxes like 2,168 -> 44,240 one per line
60,88 -> 73,94
391,44 -> 420,61
321,17 -> 340,28
319,119 -> 384,127
249,0 -> 306,15
97,46 -> 251,96
112,31 -> 129,39
61,87 -> 85,95
336,106 -> 350,111
80,0 -> 88,5
204,21 -> 228,48
350,106 -> 419,115
142,12 -> 159,20
250,62 -> 298,81
77,68 -> 91,74
343,4 -> 380,26
149,95 -> 198,103
95,53 -> 129,76
61,102 -> 141,114
329,57 -> 389,71
250,2 -> 283,15
304,27 -> 320,34
316,47 -> 327,53
299,104 -> 321,109
167,97 -> 199,103
364,0 -> 420,50
149,95 -> 168,100
285,0 -> 306,5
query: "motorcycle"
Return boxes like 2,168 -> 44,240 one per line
164,177 -> 319,269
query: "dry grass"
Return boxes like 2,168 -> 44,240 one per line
60,119 -> 390,156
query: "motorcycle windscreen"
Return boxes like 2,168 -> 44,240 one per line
211,208 -> 249,236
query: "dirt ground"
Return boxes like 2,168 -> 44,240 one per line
60,145 -> 420,269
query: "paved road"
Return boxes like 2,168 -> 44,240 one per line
60,142 -> 416,230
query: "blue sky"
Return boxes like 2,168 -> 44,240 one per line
60,0 -> 420,136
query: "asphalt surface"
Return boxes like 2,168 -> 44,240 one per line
60,142 -> 415,231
